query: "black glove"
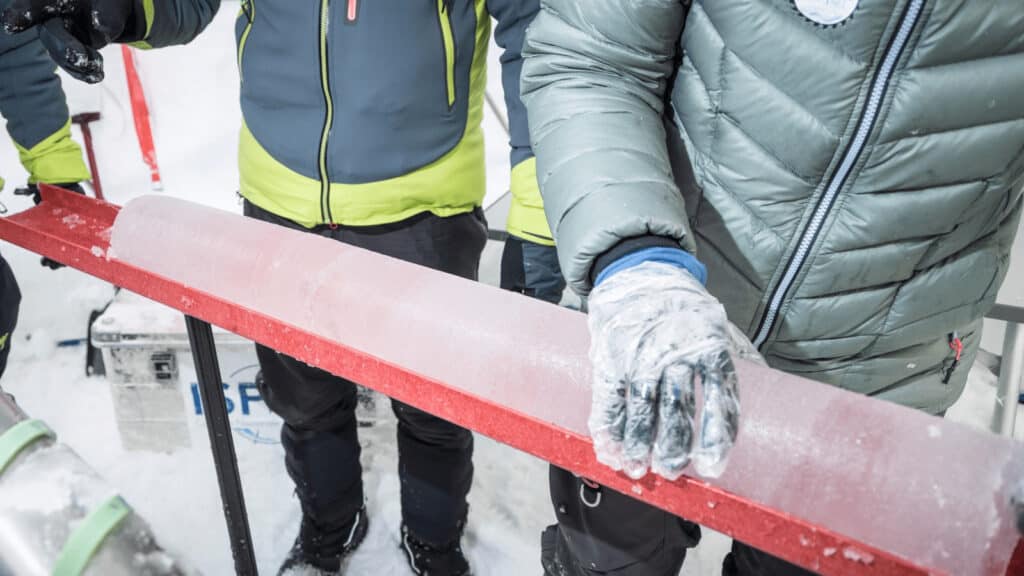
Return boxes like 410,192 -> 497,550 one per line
14,182 -> 84,205
2,0 -> 146,83
13,183 -> 86,269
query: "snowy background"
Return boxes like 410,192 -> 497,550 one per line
0,5 -> 1021,575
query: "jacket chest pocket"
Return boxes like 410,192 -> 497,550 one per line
436,0 -> 457,108
320,0 -> 473,182
343,0 -> 456,109
338,0 -> 463,114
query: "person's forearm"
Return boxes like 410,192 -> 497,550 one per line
520,0 -> 693,296
487,0 -> 539,169
135,0 -> 221,48
0,31 -> 70,149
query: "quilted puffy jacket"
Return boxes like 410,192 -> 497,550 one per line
521,0 -> 1024,414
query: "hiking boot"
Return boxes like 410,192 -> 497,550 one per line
400,523 -> 471,576
278,507 -> 368,576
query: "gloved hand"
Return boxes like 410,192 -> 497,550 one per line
2,0 -> 146,83
14,182 -> 84,205
13,183 -> 86,269
587,260 -> 761,480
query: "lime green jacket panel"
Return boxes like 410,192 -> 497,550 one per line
240,120 -> 486,228
15,120 -> 89,185
505,157 -> 554,246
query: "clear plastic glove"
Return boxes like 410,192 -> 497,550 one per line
587,261 -> 762,480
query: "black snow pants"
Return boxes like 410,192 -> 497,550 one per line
547,465 -> 818,576
545,466 -> 701,576
499,235 -> 565,305
0,253 -> 20,380
244,200 -> 487,548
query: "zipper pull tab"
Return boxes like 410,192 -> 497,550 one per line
943,331 -> 964,384
949,331 -> 964,363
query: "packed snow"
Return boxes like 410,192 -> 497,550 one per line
0,4 -> 1020,575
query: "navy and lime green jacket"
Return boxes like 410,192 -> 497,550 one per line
0,4 -> 89,192
134,0 -> 550,239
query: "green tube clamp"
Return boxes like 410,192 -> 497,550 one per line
52,495 -> 133,576
0,419 -> 54,475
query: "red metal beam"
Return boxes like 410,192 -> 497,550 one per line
2,186 -> 1022,575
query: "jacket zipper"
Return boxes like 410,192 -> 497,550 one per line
942,331 -> 964,383
437,0 -> 456,108
750,0 -> 926,349
237,0 -> 255,81
346,0 -> 357,22
317,0 -> 335,223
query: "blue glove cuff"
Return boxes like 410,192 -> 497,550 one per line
594,247 -> 707,287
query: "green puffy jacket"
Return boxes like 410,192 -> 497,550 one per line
0,8 -> 89,192
522,0 -> 1024,414
123,0 -> 541,229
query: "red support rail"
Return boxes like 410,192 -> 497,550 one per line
2,186 -> 1022,576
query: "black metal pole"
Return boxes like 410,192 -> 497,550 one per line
185,316 -> 258,575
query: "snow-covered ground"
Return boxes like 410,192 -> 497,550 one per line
0,5 -> 1021,575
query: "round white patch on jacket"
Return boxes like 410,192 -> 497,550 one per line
794,0 -> 858,25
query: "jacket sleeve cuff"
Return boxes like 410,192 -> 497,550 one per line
16,120 -> 90,185
592,239 -> 707,287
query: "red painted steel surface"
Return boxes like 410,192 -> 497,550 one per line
71,113 -> 104,200
2,187 -> 1023,576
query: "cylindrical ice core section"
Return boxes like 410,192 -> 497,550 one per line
109,196 -> 1024,575
109,195 -> 593,432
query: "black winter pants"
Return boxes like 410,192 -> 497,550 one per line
549,464 -> 817,576
0,253 -> 19,379
499,235 -> 566,305
244,201 -> 487,547
546,466 -> 701,575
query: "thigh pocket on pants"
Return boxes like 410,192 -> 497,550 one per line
561,484 -> 693,573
